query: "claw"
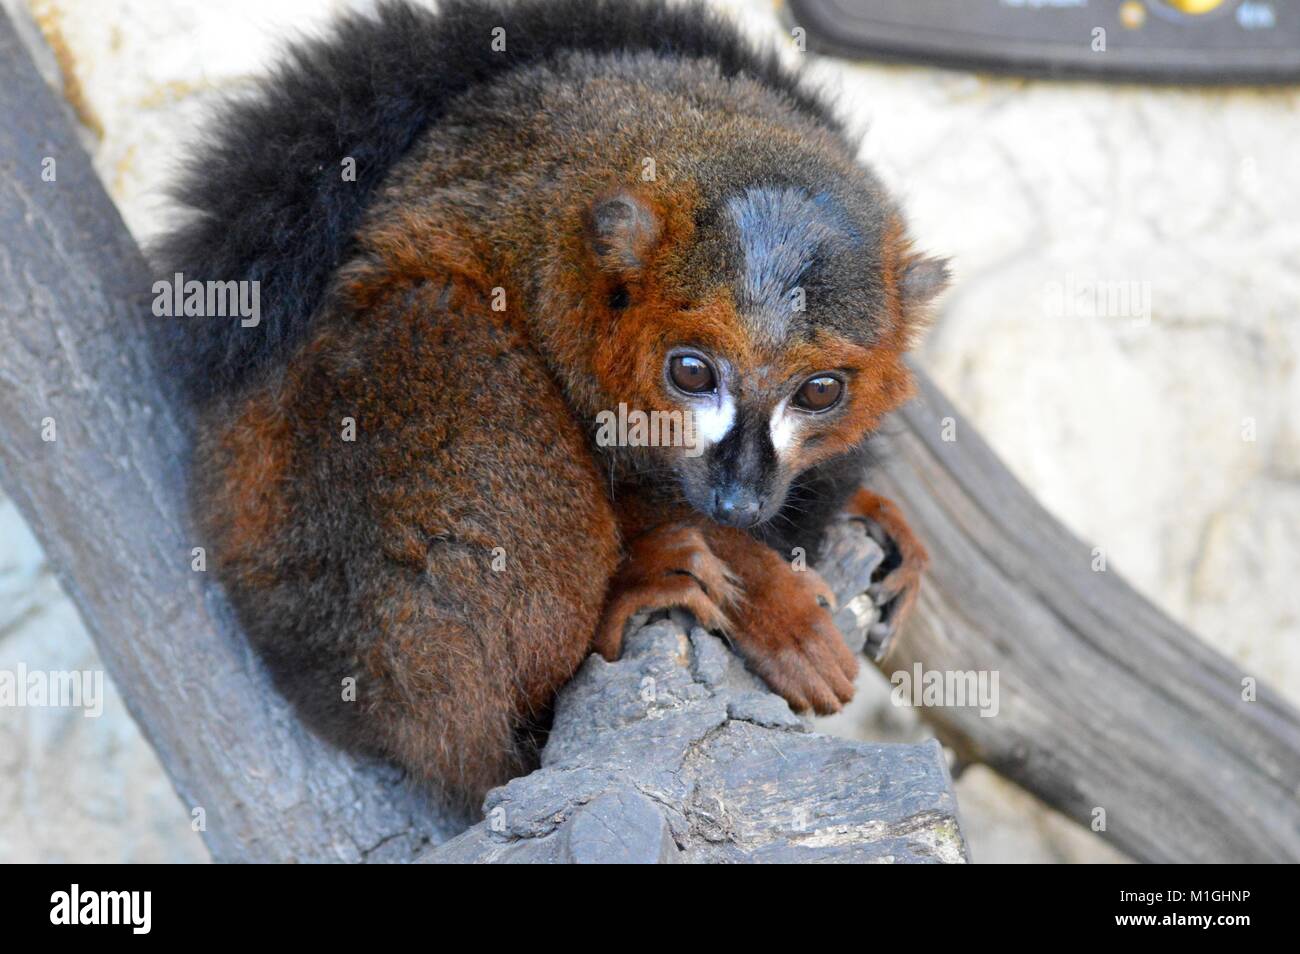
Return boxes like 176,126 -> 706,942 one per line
844,488 -> 928,648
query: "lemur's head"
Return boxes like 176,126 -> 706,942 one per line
558,156 -> 947,529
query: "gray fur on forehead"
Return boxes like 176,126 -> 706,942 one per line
726,187 -> 860,342
712,186 -> 888,346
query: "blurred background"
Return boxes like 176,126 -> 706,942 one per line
1,0 -> 1296,862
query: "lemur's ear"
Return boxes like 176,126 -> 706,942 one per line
585,190 -> 662,274
900,254 -> 951,309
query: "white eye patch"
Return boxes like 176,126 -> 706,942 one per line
691,391 -> 735,446
770,401 -> 800,452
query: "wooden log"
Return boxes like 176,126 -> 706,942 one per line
422,610 -> 968,863
865,366 -> 1300,862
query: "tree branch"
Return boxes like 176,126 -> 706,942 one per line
422,608 -> 967,863
864,368 -> 1300,862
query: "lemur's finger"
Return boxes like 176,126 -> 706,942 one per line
803,631 -> 857,705
802,665 -> 845,715
779,642 -> 846,715
742,648 -> 823,714
595,576 -> 730,661
806,603 -> 859,692
816,655 -> 856,706
766,663 -> 812,714
827,621 -> 862,685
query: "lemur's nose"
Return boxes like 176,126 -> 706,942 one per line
712,486 -> 762,527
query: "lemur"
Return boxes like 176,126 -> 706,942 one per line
157,0 -> 947,808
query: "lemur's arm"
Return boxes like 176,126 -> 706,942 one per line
596,488 -> 926,714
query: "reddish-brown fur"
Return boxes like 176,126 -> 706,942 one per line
193,43 -> 943,808
197,275 -> 622,805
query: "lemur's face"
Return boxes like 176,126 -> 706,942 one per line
655,328 -> 886,527
580,182 -> 946,529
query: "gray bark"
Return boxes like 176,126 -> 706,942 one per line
423,606 -> 967,864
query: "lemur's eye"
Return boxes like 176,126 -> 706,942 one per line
669,354 -> 717,395
793,375 -> 843,412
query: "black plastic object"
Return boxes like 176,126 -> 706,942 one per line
783,0 -> 1300,83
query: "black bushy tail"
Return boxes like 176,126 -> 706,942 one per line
154,0 -> 836,403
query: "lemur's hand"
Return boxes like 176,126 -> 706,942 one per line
716,544 -> 859,715
844,489 -> 929,649
594,523 -> 739,661
595,521 -> 858,714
